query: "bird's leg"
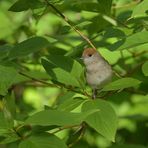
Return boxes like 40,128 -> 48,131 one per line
92,88 -> 98,99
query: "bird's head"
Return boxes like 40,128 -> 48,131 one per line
82,48 -> 100,65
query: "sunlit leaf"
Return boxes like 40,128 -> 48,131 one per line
109,31 -> 148,50
103,78 -> 141,91
41,55 -> 85,88
57,97 -> 85,111
25,109 -> 99,126
82,100 -> 117,142
131,0 -> 148,18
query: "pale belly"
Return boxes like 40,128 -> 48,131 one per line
86,66 -> 112,89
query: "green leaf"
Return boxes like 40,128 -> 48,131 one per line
87,15 -> 109,35
142,61 -> 148,76
0,129 -> 19,144
22,71 -> 50,80
9,0 -> 45,12
109,144 -> 146,148
9,37 -> 49,58
0,112 -> 12,129
109,31 -> 148,50
82,100 -> 117,142
47,0 -> 64,4
97,0 -> 112,14
0,45 -> 12,61
1,95 -> 16,128
19,133 -> 67,148
103,78 -> 141,91
131,0 -> 148,18
63,0 -> 112,14
4,94 -> 16,118
77,2 -> 103,13
0,65 -> 19,95
41,55 -> 85,87
56,91 -> 76,105
25,109 -> 99,126
57,97 -> 85,111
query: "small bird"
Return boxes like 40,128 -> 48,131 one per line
82,48 -> 112,99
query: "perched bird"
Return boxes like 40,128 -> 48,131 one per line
82,48 -> 112,99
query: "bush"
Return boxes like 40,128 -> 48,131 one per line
0,0 -> 148,148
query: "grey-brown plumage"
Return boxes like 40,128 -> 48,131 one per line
82,48 -> 112,99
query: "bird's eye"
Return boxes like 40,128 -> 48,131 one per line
88,54 -> 92,57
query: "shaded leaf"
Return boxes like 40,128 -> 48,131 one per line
9,37 -> 49,58
0,131 -> 19,144
0,45 -> 12,61
0,112 -> 12,129
63,0 -> 112,14
1,95 -> 15,128
87,15 -> 109,35
0,65 -> 19,95
47,0 -> 64,4
9,0 -> 45,12
97,0 -> 112,14
19,133 -> 67,148
109,144 -> 146,148
142,61 -> 148,76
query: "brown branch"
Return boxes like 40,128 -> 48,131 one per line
44,0 -> 97,50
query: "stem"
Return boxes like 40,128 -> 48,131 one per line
124,88 -> 147,95
92,89 -> 98,99
50,125 -> 80,134
19,71 -> 90,97
19,71 -> 59,88
68,122 -> 86,148
44,0 -> 96,50
13,127 -> 24,140
125,61 -> 146,76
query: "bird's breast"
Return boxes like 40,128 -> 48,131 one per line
86,61 -> 112,88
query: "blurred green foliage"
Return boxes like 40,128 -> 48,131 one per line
0,0 -> 148,148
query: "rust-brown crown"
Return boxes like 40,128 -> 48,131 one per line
82,48 -> 97,57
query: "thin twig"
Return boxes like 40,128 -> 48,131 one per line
50,125 -> 80,134
44,0 -> 97,50
124,88 -> 147,95
19,71 -> 59,88
128,50 -> 148,58
125,61 -> 146,76
68,122 -> 86,148
12,127 -> 24,140
19,71 -> 90,97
